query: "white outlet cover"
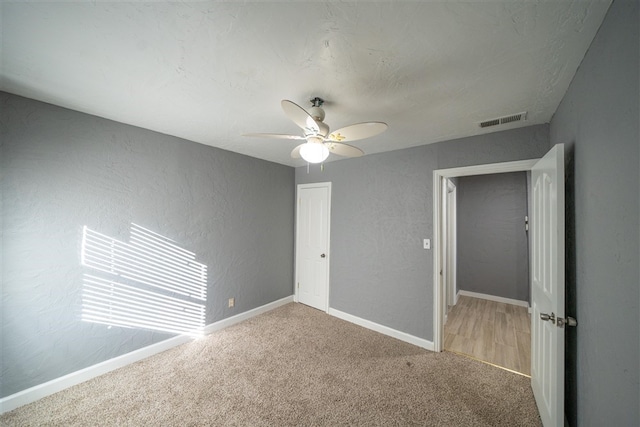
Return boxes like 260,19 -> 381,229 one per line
423,239 -> 431,250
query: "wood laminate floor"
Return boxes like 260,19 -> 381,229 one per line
444,295 -> 531,376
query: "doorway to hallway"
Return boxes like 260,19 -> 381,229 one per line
444,294 -> 531,376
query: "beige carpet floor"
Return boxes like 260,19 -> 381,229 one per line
1,303 -> 541,426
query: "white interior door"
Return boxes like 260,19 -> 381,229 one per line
530,144 -> 565,427
296,183 -> 331,312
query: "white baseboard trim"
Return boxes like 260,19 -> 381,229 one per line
0,335 -> 192,414
0,295 -> 294,414
202,295 -> 294,334
457,290 -> 529,308
328,308 -> 434,352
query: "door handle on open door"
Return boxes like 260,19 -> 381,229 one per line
557,316 -> 577,327
320,253 -> 326,258
540,312 -> 556,324
541,312 -> 577,327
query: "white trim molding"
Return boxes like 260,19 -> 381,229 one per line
457,290 -> 529,308
0,295 -> 294,414
0,335 -> 192,415
328,308 -> 434,351
203,295 -> 293,335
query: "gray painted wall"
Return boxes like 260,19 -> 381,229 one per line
549,0 -> 639,425
456,172 -> 529,302
296,124 -> 549,340
1,92 -> 294,398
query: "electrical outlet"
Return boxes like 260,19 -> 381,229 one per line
228,298 -> 235,308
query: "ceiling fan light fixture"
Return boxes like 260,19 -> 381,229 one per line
300,141 -> 329,163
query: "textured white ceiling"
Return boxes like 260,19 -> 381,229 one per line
1,1 -> 611,166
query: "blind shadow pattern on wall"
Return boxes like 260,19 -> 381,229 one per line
80,223 -> 207,337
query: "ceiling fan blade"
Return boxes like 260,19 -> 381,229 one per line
243,133 -> 305,140
327,142 -> 364,158
327,122 -> 388,142
291,143 -> 305,159
281,100 -> 320,133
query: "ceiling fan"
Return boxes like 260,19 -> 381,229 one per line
244,97 -> 388,164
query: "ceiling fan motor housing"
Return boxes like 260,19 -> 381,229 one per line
308,105 -> 325,122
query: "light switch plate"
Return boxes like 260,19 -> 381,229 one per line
423,239 -> 431,250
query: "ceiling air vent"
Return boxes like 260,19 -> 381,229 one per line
479,111 -> 527,128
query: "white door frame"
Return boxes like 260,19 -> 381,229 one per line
295,182 -> 331,313
432,159 -> 539,351
440,178 -> 448,321
440,178 -> 457,321
445,180 -> 457,308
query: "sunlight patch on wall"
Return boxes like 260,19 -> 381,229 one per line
81,223 -> 207,336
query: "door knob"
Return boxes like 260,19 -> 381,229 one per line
557,316 -> 577,327
540,312 -> 577,327
320,253 -> 326,258
540,312 -> 556,324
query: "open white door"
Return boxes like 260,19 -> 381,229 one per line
296,183 -> 331,312
530,144 -> 565,427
